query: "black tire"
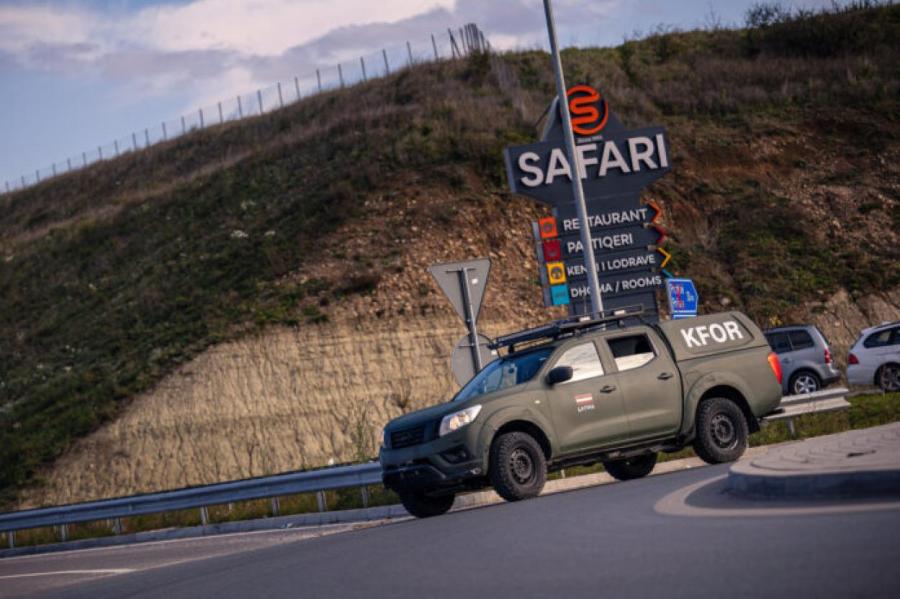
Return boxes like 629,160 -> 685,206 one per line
603,453 -> 658,481
398,491 -> 455,518
876,364 -> 900,392
789,370 -> 821,395
489,432 -> 547,502
692,397 -> 749,464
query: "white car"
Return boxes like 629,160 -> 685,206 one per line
847,321 -> 900,392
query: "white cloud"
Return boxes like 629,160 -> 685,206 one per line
0,0 -> 622,111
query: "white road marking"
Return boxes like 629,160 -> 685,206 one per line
0,569 -> 134,580
654,474 -> 900,518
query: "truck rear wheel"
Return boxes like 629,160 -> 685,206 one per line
489,431 -> 547,502
603,453 -> 658,481
398,492 -> 455,518
693,397 -> 749,464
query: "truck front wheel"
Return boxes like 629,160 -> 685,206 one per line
603,453 -> 658,481
693,397 -> 749,464
398,492 -> 455,518
489,431 -> 547,502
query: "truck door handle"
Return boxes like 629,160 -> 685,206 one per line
600,385 -> 616,393
658,372 -> 674,380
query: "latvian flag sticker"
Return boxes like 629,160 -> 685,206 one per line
575,393 -> 595,413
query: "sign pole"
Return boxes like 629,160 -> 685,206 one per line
458,268 -> 483,372
541,0 -> 604,319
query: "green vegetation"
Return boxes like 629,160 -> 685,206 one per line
2,2 -> 899,507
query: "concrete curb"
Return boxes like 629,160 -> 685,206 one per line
728,423 -> 900,499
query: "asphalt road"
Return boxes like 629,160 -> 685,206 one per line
4,464 -> 900,599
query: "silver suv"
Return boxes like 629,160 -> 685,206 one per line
764,325 -> 840,395
847,322 -> 900,392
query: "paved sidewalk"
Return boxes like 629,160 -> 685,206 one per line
729,422 -> 900,499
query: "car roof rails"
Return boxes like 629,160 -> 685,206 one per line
490,305 -> 646,352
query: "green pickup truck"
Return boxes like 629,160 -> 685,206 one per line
380,310 -> 784,517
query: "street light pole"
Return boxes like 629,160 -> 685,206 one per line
542,0 -> 604,319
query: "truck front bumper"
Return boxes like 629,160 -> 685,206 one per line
380,429 -> 485,495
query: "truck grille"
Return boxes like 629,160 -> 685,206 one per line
391,425 -> 426,449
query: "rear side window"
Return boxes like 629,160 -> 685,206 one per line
555,343 -> 604,383
788,330 -> 814,350
766,332 -> 791,354
864,328 -> 894,348
607,334 -> 656,372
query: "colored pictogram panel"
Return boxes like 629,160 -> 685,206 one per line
538,216 -> 558,239
550,284 -> 570,306
542,239 -> 562,262
546,261 -> 567,285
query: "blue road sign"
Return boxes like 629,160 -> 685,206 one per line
666,278 -> 699,319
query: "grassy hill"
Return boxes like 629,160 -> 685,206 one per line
1,2 -> 899,507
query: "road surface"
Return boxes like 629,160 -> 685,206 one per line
3,464 -> 899,598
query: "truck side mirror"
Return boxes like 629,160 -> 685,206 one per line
546,366 -> 574,385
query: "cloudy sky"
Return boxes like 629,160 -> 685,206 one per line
0,0 -> 834,187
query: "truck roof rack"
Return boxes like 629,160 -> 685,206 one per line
489,305 -> 646,352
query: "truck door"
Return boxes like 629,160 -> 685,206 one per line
545,340 -> 630,454
603,330 -> 682,440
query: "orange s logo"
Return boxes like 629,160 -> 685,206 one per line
567,84 -> 608,136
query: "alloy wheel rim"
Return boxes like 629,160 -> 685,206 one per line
883,366 -> 900,392
794,374 -> 818,395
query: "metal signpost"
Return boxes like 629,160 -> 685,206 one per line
666,278 -> 700,319
429,259 -> 497,385
542,0 -> 603,318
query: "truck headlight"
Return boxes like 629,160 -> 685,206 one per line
439,405 -> 482,437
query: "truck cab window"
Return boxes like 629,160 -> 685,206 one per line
608,334 -> 656,372
554,342 -> 604,383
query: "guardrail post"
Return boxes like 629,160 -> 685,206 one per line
786,418 -> 797,438
316,491 -> 327,512
270,497 -> 280,516
360,486 -> 369,509
58,524 -> 69,543
8,531 -> 14,549
111,518 -> 123,535
560,469 -> 566,479
200,506 -> 209,526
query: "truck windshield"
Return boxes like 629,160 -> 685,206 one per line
453,347 -> 554,402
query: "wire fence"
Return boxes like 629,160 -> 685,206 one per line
1,24 -> 489,198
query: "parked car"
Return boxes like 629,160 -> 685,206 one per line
764,325 -> 840,396
847,321 -> 900,392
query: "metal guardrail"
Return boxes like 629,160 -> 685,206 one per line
0,387 -> 855,548
762,387 -> 851,436
0,462 -> 382,547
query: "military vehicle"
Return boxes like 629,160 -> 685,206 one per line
380,308 -> 783,517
